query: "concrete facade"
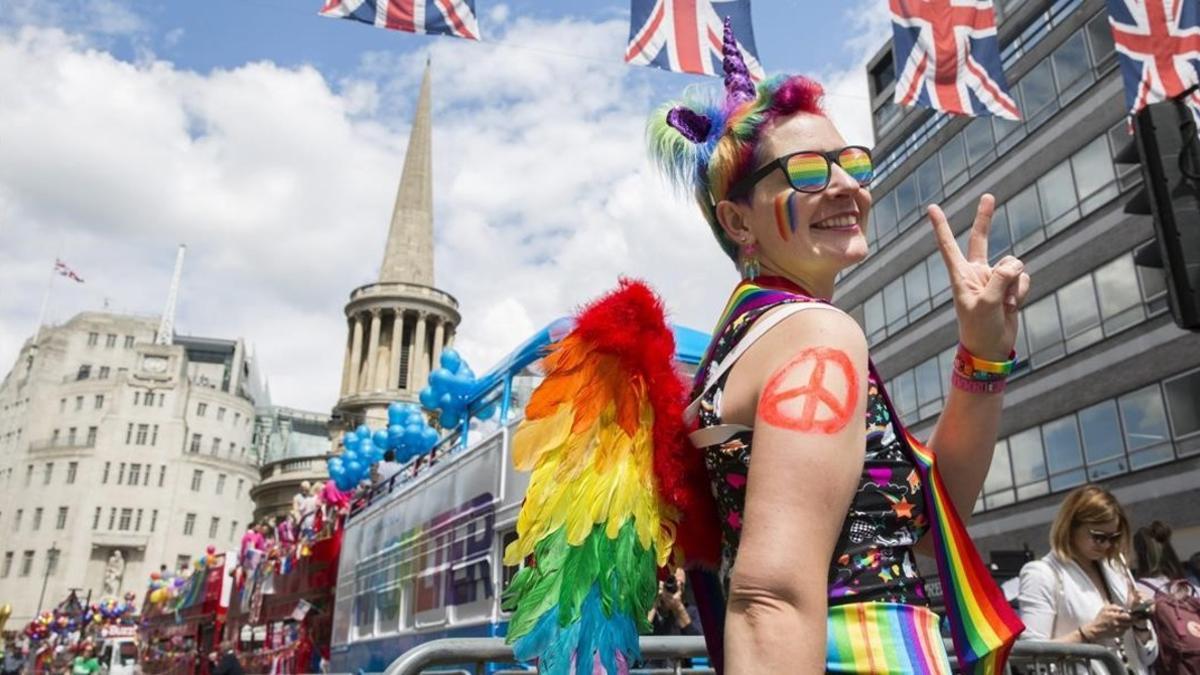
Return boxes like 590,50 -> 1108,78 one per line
847,0 -> 1200,571
249,407 -> 331,523
332,62 -> 460,434
0,313 -> 259,623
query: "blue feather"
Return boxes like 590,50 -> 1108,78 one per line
512,586 -> 641,675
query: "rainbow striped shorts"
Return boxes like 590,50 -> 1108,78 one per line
826,602 -> 952,674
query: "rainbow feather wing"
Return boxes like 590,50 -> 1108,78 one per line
502,281 -> 682,675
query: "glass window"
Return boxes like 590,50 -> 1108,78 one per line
1079,399 -> 1127,481
927,251 -> 951,305
1024,294 -> 1065,366
1042,415 -> 1086,490
884,278 -> 907,331
987,203 -> 1013,264
915,357 -> 943,419
1087,13 -> 1116,68
905,262 -> 931,321
1052,31 -> 1093,103
864,294 -> 886,342
993,88 -> 1027,154
983,439 -> 1015,509
964,117 -> 995,169
1009,428 -> 1049,499
894,175 -> 919,226
1119,385 -> 1173,468
1109,123 -> 1142,190
1020,58 -> 1059,127
872,191 -> 898,244
1072,135 -> 1118,215
1057,275 -> 1103,353
916,155 -> 943,204
891,371 -> 918,421
1094,254 -> 1144,333
1164,369 -> 1200,438
940,133 -> 969,192
1008,185 -> 1044,255
1037,161 -> 1079,237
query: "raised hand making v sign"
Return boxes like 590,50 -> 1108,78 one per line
924,193 -> 1032,525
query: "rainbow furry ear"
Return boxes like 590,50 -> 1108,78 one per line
665,107 -> 712,143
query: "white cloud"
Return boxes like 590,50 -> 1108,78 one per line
816,0 -> 894,147
0,10 -> 888,414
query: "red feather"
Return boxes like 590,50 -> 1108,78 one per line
571,279 -> 721,566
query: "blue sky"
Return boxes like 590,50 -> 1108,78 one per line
0,0 -> 892,410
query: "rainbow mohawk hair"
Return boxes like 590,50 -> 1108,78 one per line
646,18 -> 824,260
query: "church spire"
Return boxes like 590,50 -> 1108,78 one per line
379,60 -> 434,286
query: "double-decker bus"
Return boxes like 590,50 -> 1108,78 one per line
330,318 -> 707,672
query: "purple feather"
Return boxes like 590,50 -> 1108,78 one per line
666,106 -> 712,143
722,16 -> 755,107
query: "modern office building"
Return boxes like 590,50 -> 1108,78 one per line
0,313 -> 262,623
842,0 -> 1200,569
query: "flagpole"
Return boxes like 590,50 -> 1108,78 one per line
32,257 -> 57,348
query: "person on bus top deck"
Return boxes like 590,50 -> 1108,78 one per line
648,43 -> 1031,675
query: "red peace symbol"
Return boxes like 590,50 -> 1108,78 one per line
759,346 -> 859,434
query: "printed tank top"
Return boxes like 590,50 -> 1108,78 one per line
693,302 -> 930,607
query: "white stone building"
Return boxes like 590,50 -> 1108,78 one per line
0,312 -> 260,623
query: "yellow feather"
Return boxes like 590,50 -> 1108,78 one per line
512,405 -> 573,470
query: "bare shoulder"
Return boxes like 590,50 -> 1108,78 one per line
740,304 -> 868,380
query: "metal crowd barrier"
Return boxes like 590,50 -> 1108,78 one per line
382,636 -> 1128,675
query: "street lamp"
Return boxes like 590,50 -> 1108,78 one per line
35,542 -> 59,616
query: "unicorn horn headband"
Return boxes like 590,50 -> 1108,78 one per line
665,16 -> 756,143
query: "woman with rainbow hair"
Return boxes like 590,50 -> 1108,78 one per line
501,19 -> 1028,675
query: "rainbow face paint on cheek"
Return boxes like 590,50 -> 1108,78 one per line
774,192 -> 799,240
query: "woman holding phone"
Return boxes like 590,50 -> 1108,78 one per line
1017,485 -> 1158,673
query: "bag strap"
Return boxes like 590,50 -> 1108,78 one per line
684,302 -> 846,426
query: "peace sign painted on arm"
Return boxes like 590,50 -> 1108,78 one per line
928,194 -> 1032,362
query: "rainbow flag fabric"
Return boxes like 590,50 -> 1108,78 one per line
827,602 -> 951,674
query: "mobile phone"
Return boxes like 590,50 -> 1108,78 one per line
1129,600 -> 1154,617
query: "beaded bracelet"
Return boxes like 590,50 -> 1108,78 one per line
951,344 -> 1015,394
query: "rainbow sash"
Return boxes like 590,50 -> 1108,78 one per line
827,603 -> 951,674
694,278 -> 1024,675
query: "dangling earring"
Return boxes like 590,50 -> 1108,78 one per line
740,242 -> 760,280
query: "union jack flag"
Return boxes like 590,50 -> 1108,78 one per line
625,0 -> 765,79
54,259 -> 84,283
890,0 -> 1020,120
1107,0 -> 1200,117
319,0 -> 479,41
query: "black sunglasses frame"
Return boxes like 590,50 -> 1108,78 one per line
726,145 -> 875,200
1087,528 -> 1122,545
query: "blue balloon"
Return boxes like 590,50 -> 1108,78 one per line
439,349 -> 463,372
401,423 -> 420,441
342,431 -> 357,446
430,368 -> 454,388
419,387 -> 437,408
344,434 -> 361,451
446,375 -> 473,396
343,450 -> 360,464
388,424 -> 404,444
346,459 -> 363,476
476,403 -> 497,420
404,411 -> 424,427
372,429 -> 389,448
355,424 -> 371,438
441,412 -> 460,429
421,427 -> 439,449
387,403 -> 405,425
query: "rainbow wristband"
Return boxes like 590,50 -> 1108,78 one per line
952,344 -> 1014,394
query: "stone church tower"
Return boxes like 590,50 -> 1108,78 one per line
332,63 -> 459,433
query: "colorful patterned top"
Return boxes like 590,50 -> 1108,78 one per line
693,300 -> 930,606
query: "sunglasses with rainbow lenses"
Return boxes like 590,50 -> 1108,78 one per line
726,146 -> 874,199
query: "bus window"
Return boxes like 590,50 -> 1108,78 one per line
375,579 -> 400,635
353,589 -> 375,639
500,530 -> 520,593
